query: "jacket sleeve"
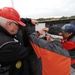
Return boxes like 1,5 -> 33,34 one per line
0,42 -> 31,62
62,41 -> 75,50
29,32 -> 49,58
21,18 -> 31,26
30,32 -> 70,58
30,32 -> 48,47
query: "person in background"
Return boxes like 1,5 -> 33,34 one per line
61,24 -> 75,69
28,27 -> 71,75
41,24 -> 75,74
0,7 -> 37,75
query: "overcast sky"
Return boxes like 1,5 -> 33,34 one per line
0,0 -> 75,19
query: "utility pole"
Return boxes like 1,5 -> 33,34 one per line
11,0 -> 14,8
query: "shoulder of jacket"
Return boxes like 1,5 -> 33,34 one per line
0,33 -> 19,48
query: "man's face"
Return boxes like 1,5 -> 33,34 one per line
62,32 -> 72,38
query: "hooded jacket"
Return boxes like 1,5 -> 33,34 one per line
29,31 -> 71,75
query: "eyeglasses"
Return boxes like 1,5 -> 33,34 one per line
12,21 -> 22,30
12,22 -> 19,27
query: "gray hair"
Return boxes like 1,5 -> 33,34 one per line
0,16 -> 8,27
0,16 -> 15,28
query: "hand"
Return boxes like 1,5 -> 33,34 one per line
38,29 -> 44,35
31,19 -> 38,25
45,35 -> 51,42
42,27 -> 49,32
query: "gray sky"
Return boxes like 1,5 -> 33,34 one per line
0,0 -> 75,19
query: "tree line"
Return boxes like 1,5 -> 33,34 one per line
36,16 -> 75,22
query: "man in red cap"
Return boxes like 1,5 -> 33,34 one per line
0,7 -> 38,75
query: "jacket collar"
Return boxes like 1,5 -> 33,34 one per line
0,26 -> 15,37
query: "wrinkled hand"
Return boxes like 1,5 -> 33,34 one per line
31,19 -> 38,25
42,27 -> 49,32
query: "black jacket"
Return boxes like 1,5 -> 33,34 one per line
20,18 -> 35,47
0,18 -> 32,75
20,18 -> 38,75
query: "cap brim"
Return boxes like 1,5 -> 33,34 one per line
17,21 -> 26,26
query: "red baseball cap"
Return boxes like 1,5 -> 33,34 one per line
0,7 -> 26,26
0,9 -> 1,14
